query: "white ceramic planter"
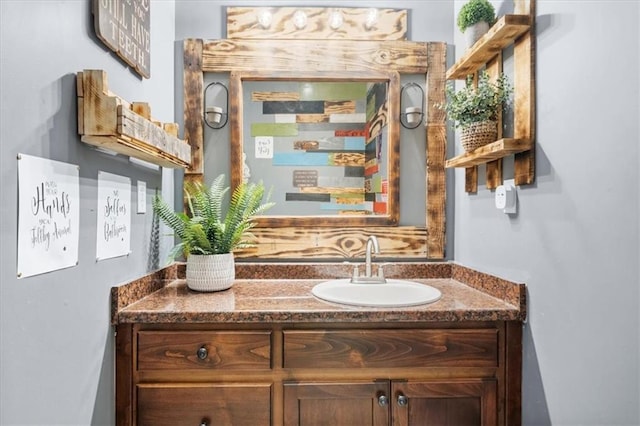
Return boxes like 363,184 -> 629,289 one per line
464,21 -> 490,49
186,253 -> 235,292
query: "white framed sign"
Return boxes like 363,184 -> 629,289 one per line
17,154 -> 80,278
96,171 -> 131,261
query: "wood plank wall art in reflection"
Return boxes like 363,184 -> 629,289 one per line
246,80 -> 389,217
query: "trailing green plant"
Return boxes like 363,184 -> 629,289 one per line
457,0 -> 496,32
152,174 -> 274,259
439,71 -> 512,130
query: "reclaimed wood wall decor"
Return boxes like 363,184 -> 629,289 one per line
237,77 -> 392,221
182,7 -> 447,259
77,70 -> 190,168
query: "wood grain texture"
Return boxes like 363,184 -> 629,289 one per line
185,35 -> 443,257
227,7 -> 407,41
446,138 -> 531,168
116,321 -> 521,425
283,382 -> 389,426
446,15 -> 531,79
485,54 -> 503,190
251,91 -> 299,101
137,384 -> 271,426
115,324 -> 133,426
505,321 -> 524,426
202,39 -> 428,74
283,329 -> 499,368
77,70 -> 190,168
426,42 -> 447,259
234,226 -> 427,259
183,39 -> 204,174
514,0 -> 536,185
465,166 -> 478,193
137,331 -> 271,371
393,379 -> 497,426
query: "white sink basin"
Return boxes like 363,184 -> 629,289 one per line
311,278 -> 442,307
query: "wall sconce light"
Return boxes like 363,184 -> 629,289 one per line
203,81 -> 229,129
399,82 -> 425,129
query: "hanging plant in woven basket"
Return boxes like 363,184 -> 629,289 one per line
439,71 -> 512,153
460,120 -> 497,152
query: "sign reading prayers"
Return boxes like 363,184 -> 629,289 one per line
17,154 -> 80,278
93,0 -> 150,78
96,171 -> 131,261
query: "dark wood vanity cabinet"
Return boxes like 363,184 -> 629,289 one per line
116,321 -> 521,426
284,380 -> 496,426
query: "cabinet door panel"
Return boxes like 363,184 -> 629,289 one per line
284,381 -> 389,426
137,383 -> 271,426
392,379 -> 497,426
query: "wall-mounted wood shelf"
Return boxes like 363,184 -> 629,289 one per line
445,0 -> 535,192
77,69 -> 191,169
446,14 -> 531,80
445,138 -> 531,168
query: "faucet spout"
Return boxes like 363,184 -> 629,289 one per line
350,235 -> 386,284
364,235 -> 380,278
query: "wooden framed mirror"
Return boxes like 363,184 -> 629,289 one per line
183,34 -> 446,259
229,71 -> 400,228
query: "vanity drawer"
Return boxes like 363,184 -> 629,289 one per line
137,331 -> 272,371
283,329 -> 498,369
137,383 -> 271,426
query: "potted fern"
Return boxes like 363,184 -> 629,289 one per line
457,0 -> 496,48
153,174 -> 274,292
441,71 -> 512,152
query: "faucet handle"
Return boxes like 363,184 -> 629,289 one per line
352,265 -> 360,279
376,264 -> 385,280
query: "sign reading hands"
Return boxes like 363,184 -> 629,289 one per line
17,154 -> 79,278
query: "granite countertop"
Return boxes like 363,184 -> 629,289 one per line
112,262 -> 526,324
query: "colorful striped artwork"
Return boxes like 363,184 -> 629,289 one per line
247,80 -> 389,216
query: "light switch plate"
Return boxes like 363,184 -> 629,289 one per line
137,180 -> 146,214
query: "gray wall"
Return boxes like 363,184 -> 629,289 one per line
1,1 -> 638,425
0,1 -> 176,424
452,1 -> 640,425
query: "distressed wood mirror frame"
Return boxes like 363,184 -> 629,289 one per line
230,71 -> 400,228
182,7 -> 447,259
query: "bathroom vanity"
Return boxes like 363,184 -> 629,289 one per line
112,262 -> 525,426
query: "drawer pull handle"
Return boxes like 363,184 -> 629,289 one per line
378,394 -> 389,407
397,394 -> 408,407
196,346 -> 208,360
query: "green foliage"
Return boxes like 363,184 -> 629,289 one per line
457,0 -> 496,32
439,71 -> 512,130
152,174 -> 274,258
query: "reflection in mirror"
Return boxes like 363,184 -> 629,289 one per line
230,72 -> 399,228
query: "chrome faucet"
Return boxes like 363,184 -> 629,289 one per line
364,235 -> 380,277
351,235 -> 387,284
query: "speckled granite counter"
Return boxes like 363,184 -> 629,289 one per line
111,262 -> 526,324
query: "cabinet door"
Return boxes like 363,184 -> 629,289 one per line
137,383 -> 271,426
284,381 -> 389,426
392,379 -> 497,426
